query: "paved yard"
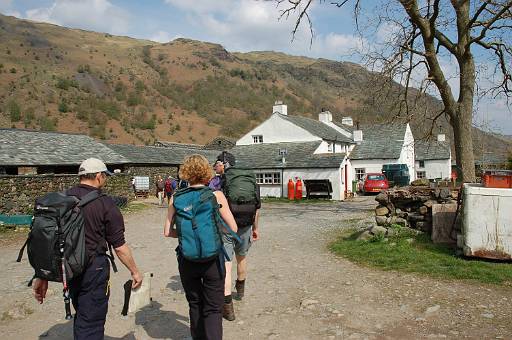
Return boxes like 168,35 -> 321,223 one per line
0,197 -> 511,339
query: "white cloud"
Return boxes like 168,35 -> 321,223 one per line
149,31 -> 181,43
164,0 -> 233,14
24,0 -> 130,35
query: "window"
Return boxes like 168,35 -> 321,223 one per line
417,171 -> 426,179
255,172 -> 280,184
418,160 -> 425,168
355,168 -> 366,181
367,174 -> 385,180
252,135 -> 263,144
327,142 -> 333,152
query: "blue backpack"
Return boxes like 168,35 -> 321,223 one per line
173,186 -> 239,262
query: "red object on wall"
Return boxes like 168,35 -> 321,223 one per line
287,179 -> 295,200
295,178 -> 303,200
482,170 -> 512,188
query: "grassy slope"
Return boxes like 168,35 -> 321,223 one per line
0,14 -> 509,159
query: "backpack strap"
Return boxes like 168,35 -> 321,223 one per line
77,190 -> 105,207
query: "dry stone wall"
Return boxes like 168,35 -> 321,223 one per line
0,174 -> 132,215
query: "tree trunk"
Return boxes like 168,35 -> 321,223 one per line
452,101 -> 476,182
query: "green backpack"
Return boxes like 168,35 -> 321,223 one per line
223,168 -> 258,227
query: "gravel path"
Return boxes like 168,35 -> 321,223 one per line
0,197 -> 511,339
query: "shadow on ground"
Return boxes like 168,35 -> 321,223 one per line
135,301 -> 189,339
166,275 -> 183,292
38,301 -> 189,339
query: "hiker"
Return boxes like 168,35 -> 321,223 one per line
164,154 -> 238,340
156,175 -> 165,205
216,151 -> 261,321
31,158 -> 143,340
131,177 -> 137,199
164,176 -> 177,204
208,160 -> 223,191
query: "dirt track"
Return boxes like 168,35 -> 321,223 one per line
1,197 -> 511,339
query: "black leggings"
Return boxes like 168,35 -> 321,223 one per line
178,257 -> 224,340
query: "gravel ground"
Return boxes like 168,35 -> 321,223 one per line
0,196 -> 511,339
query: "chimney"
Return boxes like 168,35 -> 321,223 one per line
341,117 -> 354,126
273,100 -> 287,116
353,130 -> 363,144
437,134 -> 446,142
318,110 -> 332,124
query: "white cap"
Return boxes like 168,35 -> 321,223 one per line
78,158 -> 113,176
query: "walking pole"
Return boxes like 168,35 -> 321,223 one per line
60,241 -> 73,320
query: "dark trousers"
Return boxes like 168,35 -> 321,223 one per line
179,257 -> 224,340
69,255 -> 110,340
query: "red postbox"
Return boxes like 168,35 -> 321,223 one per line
287,179 -> 295,200
295,178 -> 303,200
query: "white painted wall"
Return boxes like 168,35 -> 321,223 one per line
237,114 -> 320,145
314,140 -> 350,154
349,158 -> 399,183
398,124 -> 415,181
284,167 -> 343,200
416,159 -> 451,179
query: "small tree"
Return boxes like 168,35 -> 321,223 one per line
8,101 -> 21,122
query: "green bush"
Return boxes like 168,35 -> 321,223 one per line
127,92 -> 143,106
56,77 -> 79,90
8,101 -> 21,122
58,101 -> 69,113
38,116 -> 57,131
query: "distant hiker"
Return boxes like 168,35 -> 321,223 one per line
29,158 -> 142,340
208,160 -> 223,191
164,154 -> 239,340
131,177 -> 137,199
216,151 -> 261,321
156,175 -> 165,205
164,176 -> 177,204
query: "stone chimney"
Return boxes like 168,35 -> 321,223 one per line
353,130 -> 363,144
437,134 -> 446,142
273,100 -> 287,116
341,117 -> 354,126
318,109 -> 333,124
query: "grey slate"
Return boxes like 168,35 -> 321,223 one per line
414,140 -> 451,160
349,124 -> 406,160
0,129 -> 129,166
231,141 -> 345,169
279,115 -> 353,143
106,143 -> 219,165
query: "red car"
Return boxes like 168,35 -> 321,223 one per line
363,173 -> 389,194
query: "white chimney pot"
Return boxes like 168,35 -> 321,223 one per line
318,111 -> 332,124
273,102 -> 287,115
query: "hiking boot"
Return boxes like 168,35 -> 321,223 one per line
222,301 -> 235,321
235,280 -> 245,300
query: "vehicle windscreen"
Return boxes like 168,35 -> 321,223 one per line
367,175 -> 385,180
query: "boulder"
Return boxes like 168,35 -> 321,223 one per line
375,192 -> 389,205
375,215 -> 387,226
375,205 -> 389,216
439,188 -> 451,199
411,178 -> 430,186
419,206 -> 428,215
423,200 -> 437,208
356,230 -> 373,241
371,225 -> 388,236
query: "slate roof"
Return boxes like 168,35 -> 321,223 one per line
279,115 -> 353,143
106,143 -> 219,165
414,140 -> 451,160
154,141 -> 205,149
231,141 -> 346,169
0,129 -> 129,166
349,124 -> 407,160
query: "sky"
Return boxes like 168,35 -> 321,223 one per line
1,0 -> 511,135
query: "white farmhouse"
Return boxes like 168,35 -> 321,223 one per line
414,135 -> 452,180
232,102 -> 451,200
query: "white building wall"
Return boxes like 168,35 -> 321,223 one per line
398,124 -> 415,181
349,158 -> 399,182
314,141 -> 349,154
284,168 -> 344,200
416,159 -> 451,179
236,114 -> 320,145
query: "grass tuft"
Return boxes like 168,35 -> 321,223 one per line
330,227 -> 512,286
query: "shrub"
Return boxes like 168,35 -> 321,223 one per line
38,116 -> 57,131
58,101 -> 69,113
8,101 -> 21,122
9,67 -> 16,73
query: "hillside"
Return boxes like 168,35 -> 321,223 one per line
0,14 -> 510,162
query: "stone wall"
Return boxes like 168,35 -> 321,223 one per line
125,165 -> 178,190
0,174 -> 132,215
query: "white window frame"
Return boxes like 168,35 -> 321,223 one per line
355,168 -> 366,181
417,171 -> 426,179
255,172 -> 280,185
252,135 -> 263,144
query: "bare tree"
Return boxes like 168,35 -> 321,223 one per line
274,0 -> 512,182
